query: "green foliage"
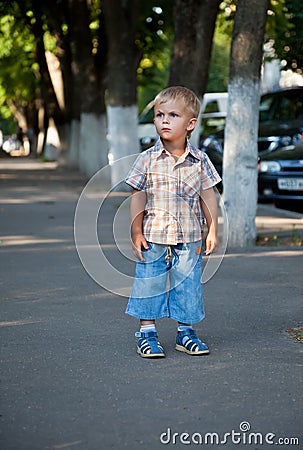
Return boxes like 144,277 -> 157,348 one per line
137,43 -> 171,111
216,0 -> 236,35
207,0 -> 303,91
136,1 -> 174,111
0,117 -> 16,135
205,2 -> 234,93
206,24 -> 231,92
269,0 -> 303,73
0,12 -> 37,127
0,83 -> 16,135
0,0 -> 302,132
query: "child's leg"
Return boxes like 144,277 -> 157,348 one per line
177,322 -> 193,331
140,319 -> 155,326
139,319 -> 156,333
169,241 -> 204,324
169,242 -> 210,355
127,243 -> 168,359
126,243 -> 169,320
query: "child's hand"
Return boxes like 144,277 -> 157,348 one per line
200,187 -> 219,256
132,233 -> 149,262
204,231 -> 219,255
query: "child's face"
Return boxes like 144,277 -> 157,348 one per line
153,98 -> 197,144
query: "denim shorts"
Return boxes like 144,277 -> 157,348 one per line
126,240 -> 204,324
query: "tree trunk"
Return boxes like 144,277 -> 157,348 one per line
67,0 -> 108,176
223,0 -> 269,248
169,0 -> 221,146
169,0 -> 220,92
49,0 -> 74,166
22,0 -> 72,160
103,0 -> 141,187
31,0 -> 62,122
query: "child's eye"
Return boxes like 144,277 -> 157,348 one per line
155,112 -> 164,118
170,113 -> 178,118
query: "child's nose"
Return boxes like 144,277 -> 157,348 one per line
162,114 -> 169,123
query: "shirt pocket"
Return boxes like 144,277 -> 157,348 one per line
180,168 -> 201,199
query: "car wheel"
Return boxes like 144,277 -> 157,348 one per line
274,200 -> 303,213
274,200 -> 288,210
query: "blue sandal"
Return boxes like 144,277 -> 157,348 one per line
135,331 -> 165,358
176,329 -> 209,355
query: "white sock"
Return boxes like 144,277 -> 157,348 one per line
178,324 -> 193,332
140,324 -> 156,333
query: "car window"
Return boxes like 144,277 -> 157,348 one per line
260,91 -> 303,122
200,117 -> 226,136
275,96 -> 303,120
259,97 -> 275,121
204,100 -> 221,114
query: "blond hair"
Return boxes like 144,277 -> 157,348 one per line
154,86 -> 200,118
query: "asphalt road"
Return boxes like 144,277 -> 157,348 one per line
1,160 -> 302,450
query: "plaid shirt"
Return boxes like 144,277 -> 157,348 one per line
125,139 -> 221,244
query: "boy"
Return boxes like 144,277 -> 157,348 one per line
125,86 -> 221,358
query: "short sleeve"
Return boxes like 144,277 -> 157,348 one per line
125,152 -> 148,191
200,152 -> 221,190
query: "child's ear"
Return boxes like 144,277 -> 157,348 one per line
187,118 -> 197,131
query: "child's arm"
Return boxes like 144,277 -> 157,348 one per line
200,187 -> 219,255
130,189 -> 149,262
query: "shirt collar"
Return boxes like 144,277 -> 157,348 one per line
153,138 -> 201,161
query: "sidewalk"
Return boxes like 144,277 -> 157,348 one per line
256,203 -> 303,246
1,159 -> 302,450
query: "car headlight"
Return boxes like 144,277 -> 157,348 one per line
278,133 -> 303,147
279,135 -> 292,147
292,132 -> 303,144
259,161 -> 281,173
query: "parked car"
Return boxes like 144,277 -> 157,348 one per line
200,87 -> 303,208
138,101 -> 156,151
2,135 -> 21,154
138,92 -> 228,151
